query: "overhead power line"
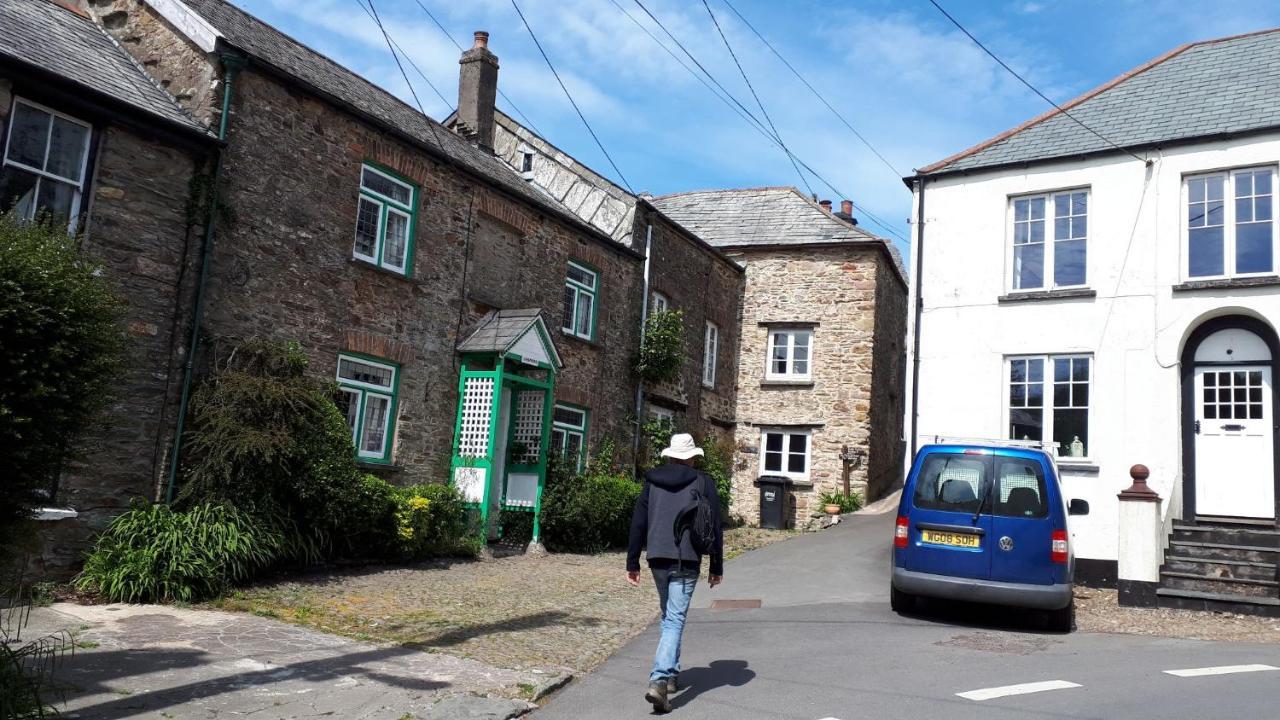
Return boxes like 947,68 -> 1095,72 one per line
926,0 -> 1147,164
411,0 -> 545,138
355,0 -> 452,112
720,0 -> 906,181
362,0 -> 451,155
700,0 -> 813,198
510,0 -> 634,193
627,0 -> 906,242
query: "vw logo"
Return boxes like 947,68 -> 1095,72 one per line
999,536 -> 1014,551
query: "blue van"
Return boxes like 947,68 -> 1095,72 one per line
891,444 -> 1089,632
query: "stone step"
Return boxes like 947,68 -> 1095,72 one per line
1162,555 -> 1278,583
1171,522 -> 1280,549
1166,539 -> 1280,564
1159,570 -> 1279,598
1156,587 -> 1280,617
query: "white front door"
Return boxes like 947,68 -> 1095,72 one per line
1194,366 -> 1275,518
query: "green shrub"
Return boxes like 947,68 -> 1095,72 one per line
178,340 -> 364,559
639,415 -> 677,470
0,212 -> 125,556
818,491 -> 863,514
633,309 -> 685,383
541,445 -> 641,553
76,503 -> 282,603
344,474 -> 399,558
699,438 -> 734,513
392,483 -> 476,560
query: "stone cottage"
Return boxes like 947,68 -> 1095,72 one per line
0,0 -> 218,573
652,189 -> 908,526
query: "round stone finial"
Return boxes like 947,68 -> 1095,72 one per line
1119,463 -> 1159,502
1129,464 -> 1150,482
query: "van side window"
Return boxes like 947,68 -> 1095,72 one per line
913,455 -> 988,513
995,458 -> 1048,518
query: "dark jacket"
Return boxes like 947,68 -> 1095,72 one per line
626,462 -> 724,576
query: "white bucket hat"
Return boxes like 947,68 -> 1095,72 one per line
660,433 -> 704,460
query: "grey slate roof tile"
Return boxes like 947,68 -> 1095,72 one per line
0,0 -> 209,136
922,29 -> 1280,175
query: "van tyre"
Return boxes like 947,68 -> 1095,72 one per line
890,585 -> 916,614
1046,599 -> 1074,633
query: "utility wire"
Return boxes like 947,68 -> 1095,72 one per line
701,0 -> 813,198
628,0 -> 906,242
412,0 -> 546,138
926,0 -> 1147,164
363,0 -> 452,158
510,0 -> 634,193
720,0 -> 906,181
356,0 -> 452,113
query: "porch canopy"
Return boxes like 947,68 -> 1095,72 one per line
451,309 -> 562,543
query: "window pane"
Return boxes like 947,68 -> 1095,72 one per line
1189,178 -> 1205,203
1010,407 -> 1042,441
0,166 -> 38,218
35,179 -> 76,225
793,331 -> 811,349
1073,360 -> 1089,381
793,342 -> 809,362
1014,198 -> 1029,221
339,358 -> 394,387
382,208 -> 409,269
337,389 -> 360,443
789,433 -> 808,456
1054,358 -> 1070,382
1257,172 -> 1273,195
554,405 -> 586,428
7,103 -> 50,169
1029,197 -> 1045,219
1188,226 -> 1225,277
564,432 -> 583,467
361,394 -> 390,454
360,167 -> 412,205
793,359 -> 809,375
787,450 -> 806,473
1014,243 -> 1044,289
1054,383 -> 1070,407
996,459 -> 1047,518
567,264 -> 596,288
575,291 -> 592,336
1027,380 -> 1043,406
1010,359 -> 1026,383
1236,222 -> 1273,274
1207,175 -> 1224,200
354,197 -> 380,259
46,117 -> 89,182
1055,239 -> 1086,285
1010,383 -> 1026,406
1027,358 -> 1044,382
913,455 -> 986,512
562,285 -> 577,331
1054,408 -> 1088,457
764,451 -> 782,472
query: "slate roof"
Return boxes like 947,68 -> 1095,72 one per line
919,28 -> 1280,176
650,187 -> 905,282
456,308 -> 562,368
181,0 -> 623,247
0,0 -> 209,137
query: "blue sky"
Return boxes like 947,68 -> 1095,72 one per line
233,0 -> 1280,251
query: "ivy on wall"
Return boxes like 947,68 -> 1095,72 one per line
634,308 -> 684,384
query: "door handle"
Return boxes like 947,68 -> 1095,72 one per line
1195,420 -> 1201,435
1221,424 -> 1245,431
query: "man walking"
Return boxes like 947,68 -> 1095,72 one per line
627,433 -> 724,713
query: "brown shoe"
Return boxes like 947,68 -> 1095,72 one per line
645,680 -> 672,713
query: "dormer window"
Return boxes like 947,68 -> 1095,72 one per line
521,151 -> 534,180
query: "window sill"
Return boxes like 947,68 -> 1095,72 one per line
998,288 -> 1096,304
350,257 -> 412,280
559,330 -> 601,349
758,320 -> 820,328
1057,462 -> 1100,474
761,379 -> 814,388
33,507 -> 78,521
1172,276 -> 1280,292
357,460 -> 404,473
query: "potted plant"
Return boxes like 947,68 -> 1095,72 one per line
819,491 -> 864,516
819,492 -> 843,515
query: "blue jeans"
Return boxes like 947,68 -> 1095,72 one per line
650,566 -> 698,682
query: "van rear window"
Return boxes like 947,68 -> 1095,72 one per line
913,453 -> 1050,518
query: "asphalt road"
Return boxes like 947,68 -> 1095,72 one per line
533,511 -> 1280,720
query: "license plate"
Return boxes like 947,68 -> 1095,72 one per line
921,529 -> 981,548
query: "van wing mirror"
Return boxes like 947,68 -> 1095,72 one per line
1068,499 -> 1090,516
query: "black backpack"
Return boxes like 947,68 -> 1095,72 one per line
673,483 -> 717,558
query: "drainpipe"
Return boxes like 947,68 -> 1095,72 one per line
633,217 -> 654,459
909,177 -> 926,458
163,55 -> 243,504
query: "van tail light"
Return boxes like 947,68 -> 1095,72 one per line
1051,530 -> 1069,564
894,516 -> 910,548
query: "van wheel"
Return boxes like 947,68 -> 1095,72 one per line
1046,600 -> 1074,633
890,585 -> 916,614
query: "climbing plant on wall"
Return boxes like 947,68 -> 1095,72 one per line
634,308 -> 685,384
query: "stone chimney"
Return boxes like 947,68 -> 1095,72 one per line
457,31 -> 499,151
819,199 -> 832,213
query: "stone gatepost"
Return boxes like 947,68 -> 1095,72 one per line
1116,464 -> 1162,607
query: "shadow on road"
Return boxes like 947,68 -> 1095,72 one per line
899,596 -> 1068,635
670,659 -> 755,710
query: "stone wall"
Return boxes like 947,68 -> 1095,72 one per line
728,245 -> 903,526
867,257 -> 908,501
0,74 -> 207,575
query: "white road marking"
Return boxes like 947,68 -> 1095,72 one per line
956,680 -> 1082,701
1164,664 -> 1279,678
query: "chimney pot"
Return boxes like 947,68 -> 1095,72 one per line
819,199 -> 832,213
473,31 -> 489,49
841,200 -> 853,216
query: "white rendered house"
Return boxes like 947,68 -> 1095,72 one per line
906,29 -> 1280,614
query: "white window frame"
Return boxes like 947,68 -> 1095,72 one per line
651,291 -> 669,314
703,320 -> 719,388
1005,354 -> 1093,463
353,164 -> 416,275
335,354 -> 399,462
1182,166 -> 1278,281
1006,188 -> 1090,293
562,261 -> 597,341
647,405 -> 675,421
765,327 -> 813,381
551,403 -> 588,471
2,97 -> 92,234
758,428 -> 811,481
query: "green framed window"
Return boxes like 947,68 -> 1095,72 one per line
562,261 -> 597,340
551,403 -> 588,471
335,354 -> 400,463
353,164 -> 417,275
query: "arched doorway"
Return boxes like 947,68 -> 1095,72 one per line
1180,315 -> 1280,523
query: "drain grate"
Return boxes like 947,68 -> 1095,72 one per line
710,599 -> 762,609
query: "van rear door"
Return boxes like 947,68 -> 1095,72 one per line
989,456 -> 1060,585
903,451 -> 992,580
